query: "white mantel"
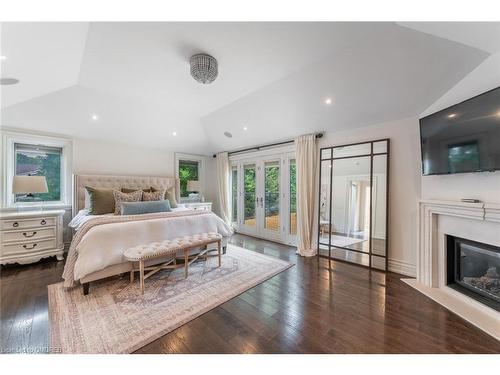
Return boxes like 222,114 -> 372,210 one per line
403,199 -> 500,341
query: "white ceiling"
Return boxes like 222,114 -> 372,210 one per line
1,22 -> 496,154
0,22 -> 89,107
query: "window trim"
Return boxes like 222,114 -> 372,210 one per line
174,152 -> 205,202
2,130 -> 73,209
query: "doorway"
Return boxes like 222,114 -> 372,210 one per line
230,147 -> 296,245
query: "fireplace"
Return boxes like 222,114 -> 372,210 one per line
447,235 -> 500,312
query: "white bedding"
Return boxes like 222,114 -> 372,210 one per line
63,209 -> 232,286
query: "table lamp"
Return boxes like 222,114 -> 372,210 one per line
187,180 -> 203,202
12,175 -> 48,210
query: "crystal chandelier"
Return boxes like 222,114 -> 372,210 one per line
190,54 -> 218,84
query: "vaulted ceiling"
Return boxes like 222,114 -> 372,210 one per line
1,22 -> 497,154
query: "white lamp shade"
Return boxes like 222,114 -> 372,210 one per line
187,180 -> 201,192
12,175 -> 48,194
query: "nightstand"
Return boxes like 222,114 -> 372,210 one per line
0,209 -> 65,265
182,202 -> 212,211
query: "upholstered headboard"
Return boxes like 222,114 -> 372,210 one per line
73,174 -> 180,216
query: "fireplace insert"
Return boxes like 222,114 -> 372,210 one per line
447,235 -> 500,312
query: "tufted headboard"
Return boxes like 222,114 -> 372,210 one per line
73,174 -> 180,216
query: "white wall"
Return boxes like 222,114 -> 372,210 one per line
73,137 -> 175,176
420,52 -> 500,203
319,117 -> 422,276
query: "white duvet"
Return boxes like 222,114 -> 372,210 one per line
63,210 -> 232,286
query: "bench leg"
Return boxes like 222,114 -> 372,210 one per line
184,250 -> 189,278
218,240 -> 221,267
83,282 -> 89,296
139,260 -> 144,295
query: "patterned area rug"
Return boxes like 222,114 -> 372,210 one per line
48,244 -> 293,353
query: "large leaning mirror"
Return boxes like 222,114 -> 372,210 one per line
318,139 -> 389,271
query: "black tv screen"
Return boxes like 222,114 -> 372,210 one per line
419,87 -> 500,175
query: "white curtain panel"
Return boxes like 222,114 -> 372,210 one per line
216,152 -> 231,225
295,134 -> 318,256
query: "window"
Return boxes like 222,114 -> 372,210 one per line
178,160 -> 199,197
2,131 -> 72,208
14,143 -> 62,202
175,153 -> 204,202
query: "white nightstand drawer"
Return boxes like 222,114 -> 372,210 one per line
1,227 -> 56,243
1,238 -> 57,256
1,216 -> 56,230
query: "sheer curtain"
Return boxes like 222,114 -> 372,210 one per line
294,134 -> 318,256
216,152 -> 231,225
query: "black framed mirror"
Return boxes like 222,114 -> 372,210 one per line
317,139 -> 390,271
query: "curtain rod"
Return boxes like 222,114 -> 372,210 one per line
212,132 -> 324,158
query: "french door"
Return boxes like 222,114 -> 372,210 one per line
231,151 -> 296,245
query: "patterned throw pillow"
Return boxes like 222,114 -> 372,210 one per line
142,189 -> 166,202
151,186 -> 178,208
113,190 -> 143,215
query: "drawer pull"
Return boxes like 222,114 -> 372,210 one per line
40,219 -> 47,225
23,243 -> 38,250
23,231 -> 37,238
13,222 -> 19,228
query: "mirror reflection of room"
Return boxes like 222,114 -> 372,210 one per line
318,140 -> 389,270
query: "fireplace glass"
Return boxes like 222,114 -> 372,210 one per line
447,236 -> 500,311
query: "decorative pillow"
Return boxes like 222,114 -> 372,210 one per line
121,200 -> 171,215
143,189 -> 166,201
85,187 -> 115,215
121,187 -> 152,193
113,190 -> 143,215
151,186 -> 178,208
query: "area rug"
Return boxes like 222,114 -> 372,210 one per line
48,244 -> 293,353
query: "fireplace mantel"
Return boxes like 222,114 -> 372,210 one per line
404,199 -> 500,341
417,200 -> 500,287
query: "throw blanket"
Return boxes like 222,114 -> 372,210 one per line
62,210 -> 232,288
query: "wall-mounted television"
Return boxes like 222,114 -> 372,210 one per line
419,87 -> 500,176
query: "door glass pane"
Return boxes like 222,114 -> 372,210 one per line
243,164 -> 256,226
231,166 -> 238,223
319,159 -> 332,245
289,159 -> 297,235
331,156 -> 371,255
264,161 -> 280,231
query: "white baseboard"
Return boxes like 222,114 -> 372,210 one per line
388,258 -> 416,277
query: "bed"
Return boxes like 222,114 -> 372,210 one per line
62,174 -> 232,291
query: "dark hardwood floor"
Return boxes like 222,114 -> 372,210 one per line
1,233 -> 499,354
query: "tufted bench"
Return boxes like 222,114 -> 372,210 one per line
124,232 -> 223,294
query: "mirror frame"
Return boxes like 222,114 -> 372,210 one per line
317,138 -> 390,271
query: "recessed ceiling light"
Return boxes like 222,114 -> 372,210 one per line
447,113 -> 457,119
243,126 -> 248,131
495,110 -> 500,118
324,97 -> 333,105
0,56 -> 7,61
0,77 -> 19,85
172,131 -> 177,136
91,114 -> 99,121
